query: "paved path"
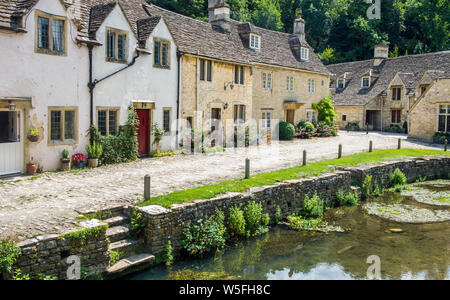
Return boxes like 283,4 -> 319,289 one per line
0,132 -> 441,240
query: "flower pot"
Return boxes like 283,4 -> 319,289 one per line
75,161 -> 86,169
27,135 -> 39,142
27,163 -> 37,176
61,159 -> 71,171
88,158 -> 99,168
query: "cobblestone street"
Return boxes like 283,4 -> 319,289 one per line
0,131 -> 441,240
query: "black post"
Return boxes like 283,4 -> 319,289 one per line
398,138 -> 402,150
144,175 -> 151,200
245,158 -> 250,179
338,144 -> 342,159
366,123 -> 369,135
303,150 -> 307,166
369,140 -> 373,152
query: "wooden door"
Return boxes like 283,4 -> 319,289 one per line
136,109 -> 150,157
286,109 -> 295,124
211,108 -> 221,147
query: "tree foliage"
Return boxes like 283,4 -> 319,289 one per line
148,0 -> 449,63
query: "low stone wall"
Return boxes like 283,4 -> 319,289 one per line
12,225 -> 109,280
139,156 -> 450,255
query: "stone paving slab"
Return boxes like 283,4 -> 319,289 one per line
0,131 -> 441,240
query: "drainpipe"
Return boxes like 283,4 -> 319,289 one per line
176,51 -> 183,148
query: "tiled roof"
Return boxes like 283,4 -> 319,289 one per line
88,2 -> 116,35
137,15 -> 160,42
0,0 -> 38,30
328,51 -> 450,106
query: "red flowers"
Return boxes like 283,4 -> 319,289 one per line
72,153 -> 86,163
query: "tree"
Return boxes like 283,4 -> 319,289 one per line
312,96 -> 338,126
251,0 -> 283,31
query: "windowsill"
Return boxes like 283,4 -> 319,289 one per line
154,64 -> 171,70
49,139 -> 77,146
35,48 -> 66,56
106,57 -> 127,64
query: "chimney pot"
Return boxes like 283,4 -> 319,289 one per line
293,8 -> 305,41
208,0 -> 231,32
373,44 -> 389,66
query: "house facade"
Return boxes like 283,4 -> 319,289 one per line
0,0 -> 90,175
328,46 -> 450,136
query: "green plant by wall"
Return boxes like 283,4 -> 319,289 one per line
302,193 -> 324,218
163,240 -> 174,267
130,209 -> 147,238
270,206 -> 283,225
244,201 -> 265,236
61,149 -> 69,160
336,189 -> 359,206
362,175 -> 373,200
12,269 -> 30,280
278,121 -> 295,140
388,168 -> 407,188
228,205 -> 246,238
0,239 -> 21,276
312,96 -> 339,126
109,250 -> 122,266
182,210 -> 226,257
63,225 -> 108,246
286,215 -> 328,231
86,141 -> 103,159
89,106 -> 139,165
152,123 -> 164,154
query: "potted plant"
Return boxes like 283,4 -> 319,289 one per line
72,153 -> 87,169
26,160 -> 37,176
152,123 -> 164,154
61,149 -> 71,171
267,128 -> 272,144
87,141 -> 103,168
27,128 -> 39,142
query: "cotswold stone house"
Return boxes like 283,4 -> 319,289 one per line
328,46 -> 450,137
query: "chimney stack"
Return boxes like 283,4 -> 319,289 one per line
208,0 -> 231,33
293,9 -> 305,41
373,45 -> 389,66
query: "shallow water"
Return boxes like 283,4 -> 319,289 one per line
128,182 -> 450,280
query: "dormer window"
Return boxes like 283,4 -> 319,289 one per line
337,79 -> 345,89
300,47 -> 309,61
361,76 -> 370,88
36,12 -> 66,55
106,28 -> 128,63
250,34 -> 261,50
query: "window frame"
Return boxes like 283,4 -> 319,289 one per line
153,38 -> 171,69
337,79 -> 345,89
300,47 -> 309,61
361,76 -> 370,88
306,109 -> 317,124
234,65 -> 245,85
48,107 -> 78,145
233,105 -> 246,124
261,111 -> 272,129
438,104 -> 450,132
286,76 -> 295,92
200,59 -> 212,82
105,27 -> 128,63
35,10 -> 67,56
96,107 -> 120,136
391,109 -> 401,124
391,86 -> 402,101
249,34 -> 261,50
163,108 -> 172,135
308,79 -> 316,94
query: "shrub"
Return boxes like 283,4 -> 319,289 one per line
362,175 -> 372,200
336,189 -> 358,206
261,213 -> 270,227
315,122 -> 338,137
163,241 -> 174,266
287,215 -> 328,231
312,96 -> 338,126
228,205 -> 246,237
244,201 -> 263,235
61,149 -> 70,160
182,210 -> 226,257
433,132 -> 450,144
302,193 -> 323,218
152,123 -> 164,153
86,141 -> 103,159
271,206 -> 283,225
389,168 -> 407,187
278,122 -> 295,140
109,250 -> 122,266
384,124 -> 403,133
347,122 -> 360,131
297,121 -> 315,132
12,269 -> 30,280
0,239 -> 21,275
130,209 -> 147,238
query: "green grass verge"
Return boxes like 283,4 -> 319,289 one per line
139,149 -> 449,208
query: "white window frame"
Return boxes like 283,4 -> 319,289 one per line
250,34 -> 261,50
261,111 -> 272,129
286,76 -> 295,91
362,76 -> 370,88
337,79 -> 345,89
306,110 -> 317,124
308,79 -> 315,94
300,47 -> 309,61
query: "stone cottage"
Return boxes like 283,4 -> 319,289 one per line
328,46 -> 450,134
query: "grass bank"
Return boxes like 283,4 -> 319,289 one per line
139,149 -> 448,208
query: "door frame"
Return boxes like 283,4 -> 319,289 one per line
0,108 -> 24,176
135,108 -> 153,157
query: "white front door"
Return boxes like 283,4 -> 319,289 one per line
0,109 -> 24,176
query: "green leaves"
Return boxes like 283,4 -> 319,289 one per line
0,239 -> 21,275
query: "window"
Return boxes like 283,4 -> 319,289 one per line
420,85 -> 428,96
233,105 -> 246,124
234,65 -> 245,85
200,59 -> 212,82
36,12 -> 66,55
250,34 -> 261,50
163,109 -> 171,134
337,79 -> 345,89
154,39 -> 170,68
106,28 -> 127,62
391,109 -> 401,123
49,108 -> 77,144
342,114 -> 347,121
97,108 -> 119,136
261,112 -> 272,128
286,77 -> 294,91
438,105 -> 450,132
300,47 -> 309,61
392,87 -> 402,100
263,73 -> 272,90
306,110 -> 317,124
362,76 -> 370,88
0,111 -> 19,143
308,79 -> 315,93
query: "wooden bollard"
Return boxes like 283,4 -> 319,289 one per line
445,139 -> 448,152
303,150 -> 307,166
366,123 -> 369,135
338,144 -> 342,159
245,158 -> 250,179
369,140 -> 373,152
144,175 -> 151,200
398,138 -> 402,150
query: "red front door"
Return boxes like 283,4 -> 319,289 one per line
136,109 -> 150,157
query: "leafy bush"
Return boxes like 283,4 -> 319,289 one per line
433,132 -> 450,144
163,240 -> 174,266
297,121 -> 315,132
271,206 -> 283,225
278,121 -> 295,140
152,123 -> 164,153
130,209 -> 147,238
336,189 -> 359,206
12,269 -> 30,280
312,96 -> 338,126
388,168 -> 407,188
286,215 -> 328,231
347,122 -> 360,131
182,210 -> 226,257
315,122 -> 338,137
262,213 -> 270,227
244,201 -> 264,236
228,205 -> 246,237
384,124 -> 404,133
362,175 -> 372,200
302,193 -> 323,218
86,141 -> 103,159
109,250 -> 122,266
61,149 -> 70,160
0,239 -> 21,275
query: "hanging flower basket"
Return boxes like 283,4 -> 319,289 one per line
27,134 -> 40,142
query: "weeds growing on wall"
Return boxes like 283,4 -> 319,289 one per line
336,189 -> 359,206
388,168 -> 407,188
130,209 -> 147,238
0,239 -> 21,276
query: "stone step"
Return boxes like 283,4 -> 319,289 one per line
106,225 -> 131,243
103,215 -> 130,227
109,239 -> 141,257
107,253 -> 155,275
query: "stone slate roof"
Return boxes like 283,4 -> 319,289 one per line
144,3 -> 329,74
88,2 -> 116,35
137,15 -> 160,42
328,51 -> 450,106
0,0 -> 38,30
